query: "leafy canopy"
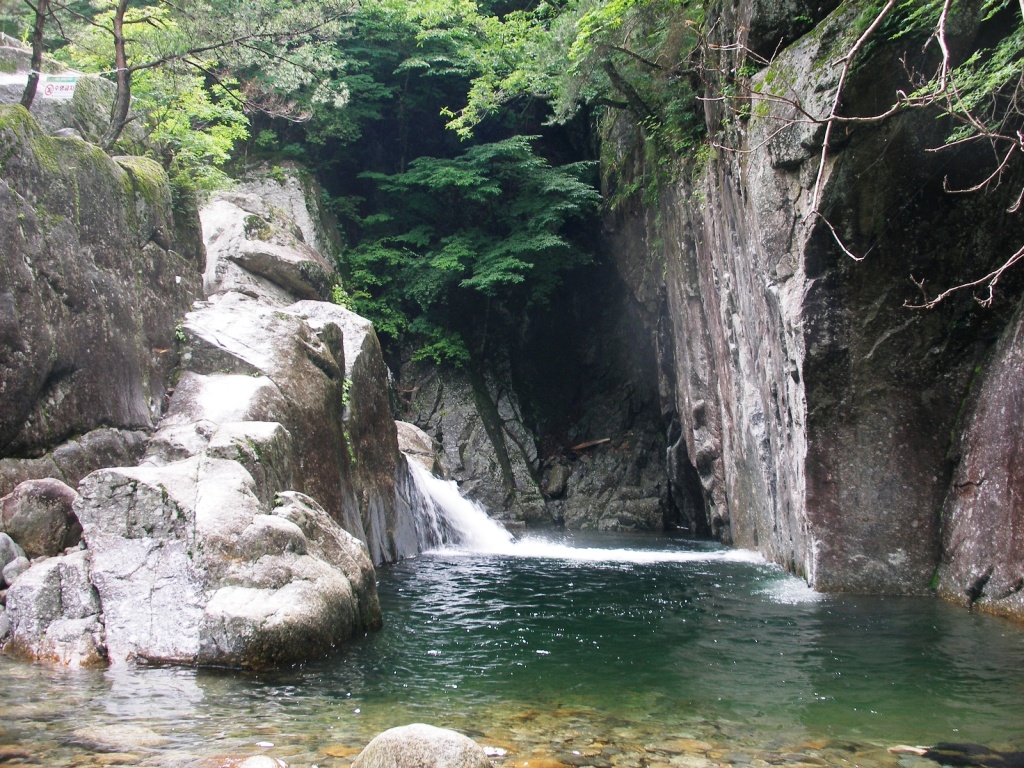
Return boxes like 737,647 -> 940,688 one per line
341,135 -> 600,365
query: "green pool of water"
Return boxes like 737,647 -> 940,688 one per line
1,531 -> 1022,767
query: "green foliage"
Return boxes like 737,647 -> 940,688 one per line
899,0 -> 1024,143
54,3 -> 247,188
440,0 -> 705,150
340,135 -> 599,364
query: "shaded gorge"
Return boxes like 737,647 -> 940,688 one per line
1,531 -> 1022,767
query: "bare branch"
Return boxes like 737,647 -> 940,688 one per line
812,211 -> 865,262
942,144 -> 1016,194
809,0 -> 898,215
905,245 -> 1024,309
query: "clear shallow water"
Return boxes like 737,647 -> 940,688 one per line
2,531 -> 1023,768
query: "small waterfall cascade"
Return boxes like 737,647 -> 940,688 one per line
407,460 -> 515,553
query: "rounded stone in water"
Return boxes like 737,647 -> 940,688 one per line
351,723 -> 491,768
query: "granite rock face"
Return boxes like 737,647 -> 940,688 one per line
2,122 -> 430,663
401,362 -> 548,524
937,304 -> 1024,618
4,549 -> 106,667
605,0 -> 1024,599
0,105 -> 202,476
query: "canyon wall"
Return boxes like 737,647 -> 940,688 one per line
604,0 -> 1023,609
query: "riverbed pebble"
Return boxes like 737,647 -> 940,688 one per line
237,756 -> 288,768
72,725 -> 168,750
351,724 -> 491,768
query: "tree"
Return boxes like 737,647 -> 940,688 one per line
341,135 -> 600,364
436,0 -> 705,154
10,0 -> 353,150
19,0 -> 49,110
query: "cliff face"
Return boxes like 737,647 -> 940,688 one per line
1,110 -> 441,667
0,105 -> 203,495
606,0 -> 1023,604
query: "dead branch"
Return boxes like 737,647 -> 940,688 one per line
809,0 -> 898,215
905,245 -> 1024,309
571,438 -> 611,452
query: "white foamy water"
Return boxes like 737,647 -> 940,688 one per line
408,461 -> 768,566
407,461 -> 515,552
759,577 -> 823,604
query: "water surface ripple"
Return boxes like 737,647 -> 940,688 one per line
1,531 -> 1022,768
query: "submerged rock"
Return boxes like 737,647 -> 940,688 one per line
351,724 -> 492,768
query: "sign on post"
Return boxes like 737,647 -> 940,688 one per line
40,75 -> 77,100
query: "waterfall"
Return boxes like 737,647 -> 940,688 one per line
406,459 -> 772,566
407,460 -> 515,553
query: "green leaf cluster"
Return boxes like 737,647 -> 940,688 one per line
440,0 -> 706,153
341,135 -> 600,364
56,2 -> 249,189
895,0 -> 1024,143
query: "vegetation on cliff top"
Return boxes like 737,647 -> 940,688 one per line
3,0 -> 1022,348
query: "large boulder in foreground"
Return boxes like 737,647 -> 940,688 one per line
351,724 -> 491,768
74,461 -> 380,667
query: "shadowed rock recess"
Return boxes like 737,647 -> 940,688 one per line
1,113 -> 435,666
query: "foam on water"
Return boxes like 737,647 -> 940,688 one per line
408,460 -> 766,565
759,575 -> 823,604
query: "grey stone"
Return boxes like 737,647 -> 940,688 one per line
401,362 -> 547,524
2,556 -> 29,587
0,478 -> 81,558
0,533 -> 25,585
237,756 -> 288,768
75,459 -> 381,668
0,428 -> 149,499
200,174 -> 337,305
937,303 -> 1024,619
0,106 -> 202,462
3,549 -> 106,667
601,1 -> 1023,595
351,724 -> 491,768
396,420 -> 446,476
289,301 -> 421,565
0,45 -> 143,146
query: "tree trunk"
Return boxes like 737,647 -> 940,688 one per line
100,0 -> 132,151
20,0 -> 50,111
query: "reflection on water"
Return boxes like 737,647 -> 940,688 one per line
1,531 -> 1022,768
